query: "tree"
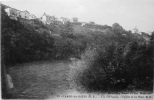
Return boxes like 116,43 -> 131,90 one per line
61,22 -> 74,37
112,23 -> 125,35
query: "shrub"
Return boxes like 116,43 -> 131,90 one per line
72,39 -> 153,92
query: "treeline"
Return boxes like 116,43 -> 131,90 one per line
71,23 -> 154,92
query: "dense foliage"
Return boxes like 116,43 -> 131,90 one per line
2,6 -> 153,92
72,24 -> 153,92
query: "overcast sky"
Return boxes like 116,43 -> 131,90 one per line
1,0 -> 154,32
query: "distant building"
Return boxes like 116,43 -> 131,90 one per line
41,13 -> 56,24
81,22 -> 87,26
72,17 -> 78,23
5,7 -> 18,20
18,10 -> 35,20
4,5 -> 36,20
29,13 -> 36,19
132,27 -> 140,34
59,17 -> 70,24
23,10 -> 30,19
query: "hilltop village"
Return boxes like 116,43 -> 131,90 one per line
2,4 -> 97,28
1,4 -> 136,33
2,3 -> 144,35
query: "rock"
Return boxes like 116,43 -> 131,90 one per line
7,74 -> 14,89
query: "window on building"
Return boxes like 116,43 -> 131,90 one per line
12,12 -> 15,15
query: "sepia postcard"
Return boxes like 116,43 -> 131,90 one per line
1,0 -> 153,99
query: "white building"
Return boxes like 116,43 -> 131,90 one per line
29,14 -> 36,19
4,5 -> 36,20
81,22 -> 87,26
5,7 -> 18,20
132,27 -> 141,34
59,17 -> 70,24
41,13 -> 55,24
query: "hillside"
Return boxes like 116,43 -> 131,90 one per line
73,26 -> 92,35
1,5 -> 88,65
1,4 -> 153,99
8,60 -> 71,99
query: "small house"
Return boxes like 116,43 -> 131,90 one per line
59,17 -> 70,24
41,13 -> 55,24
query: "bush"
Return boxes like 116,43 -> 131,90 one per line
72,36 -> 153,92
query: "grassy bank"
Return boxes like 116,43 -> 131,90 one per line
8,60 -> 71,99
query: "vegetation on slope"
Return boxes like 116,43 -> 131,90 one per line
2,5 -> 153,93
71,23 -> 153,92
1,6 -> 88,66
